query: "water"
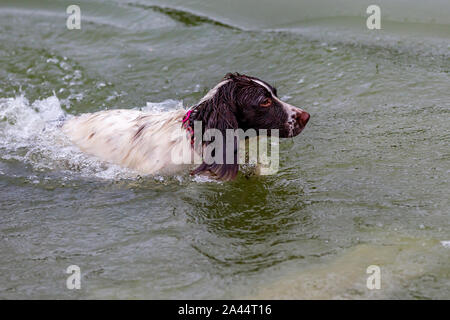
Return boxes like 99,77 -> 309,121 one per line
0,0 -> 449,299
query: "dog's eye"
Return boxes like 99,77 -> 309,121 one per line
260,98 -> 272,107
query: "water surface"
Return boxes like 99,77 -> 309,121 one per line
0,0 -> 449,299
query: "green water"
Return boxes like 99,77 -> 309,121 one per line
0,0 -> 449,299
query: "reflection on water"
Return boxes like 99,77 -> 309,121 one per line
182,176 -> 311,273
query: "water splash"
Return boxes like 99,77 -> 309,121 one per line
0,95 -> 190,181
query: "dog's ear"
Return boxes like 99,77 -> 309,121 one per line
191,92 -> 239,181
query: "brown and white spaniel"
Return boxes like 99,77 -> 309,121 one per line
62,73 -> 310,180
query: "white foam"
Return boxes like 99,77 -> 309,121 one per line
441,241 -> 450,248
0,95 -> 182,181
142,99 -> 184,113
191,174 -> 221,184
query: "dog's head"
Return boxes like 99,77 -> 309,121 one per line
189,73 -> 310,180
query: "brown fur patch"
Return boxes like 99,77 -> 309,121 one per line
133,124 -> 146,141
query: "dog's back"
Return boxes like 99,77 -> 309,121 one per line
62,109 -> 193,175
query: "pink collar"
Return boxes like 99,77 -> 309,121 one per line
182,109 -> 195,146
182,109 -> 192,125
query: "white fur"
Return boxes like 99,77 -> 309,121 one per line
62,82 -> 232,175
62,109 -> 196,175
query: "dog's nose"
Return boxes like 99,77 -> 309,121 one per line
296,110 -> 310,127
